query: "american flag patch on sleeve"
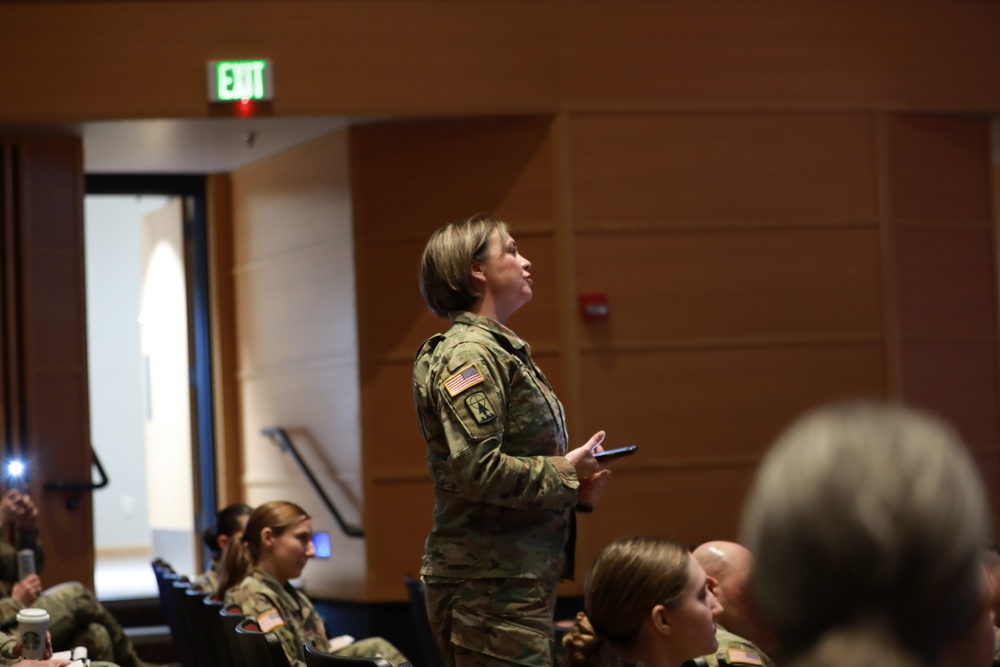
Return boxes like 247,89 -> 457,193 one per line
727,648 -> 764,666
444,364 -> 484,397
257,609 -> 285,633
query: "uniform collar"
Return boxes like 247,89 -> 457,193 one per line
449,311 -> 528,352
252,568 -> 306,610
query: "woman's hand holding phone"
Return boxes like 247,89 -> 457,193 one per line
566,431 -> 607,479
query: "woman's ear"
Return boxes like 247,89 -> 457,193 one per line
217,534 -> 230,554
260,527 -> 274,549
650,604 -> 672,637
469,260 -> 487,290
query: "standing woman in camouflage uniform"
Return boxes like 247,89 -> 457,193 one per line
414,215 -> 614,667
217,501 -> 409,667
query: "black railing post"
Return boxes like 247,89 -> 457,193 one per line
261,427 -> 364,538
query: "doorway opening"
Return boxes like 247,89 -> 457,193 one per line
84,175 -> 216,599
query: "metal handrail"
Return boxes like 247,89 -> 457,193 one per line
261,426 -> 364,538
42,445 -> 110,493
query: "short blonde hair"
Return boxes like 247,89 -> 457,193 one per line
741,401 -> 989,665
418,214 -> 508,318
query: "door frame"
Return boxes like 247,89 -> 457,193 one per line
85,174 -> 217,568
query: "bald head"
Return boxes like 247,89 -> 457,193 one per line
693,541 -> 764,647
694,541 -> 753,583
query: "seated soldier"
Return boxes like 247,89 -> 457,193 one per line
0,490 -> 156,667
192,503 -> 252,597
217,501 -> 409,667
0,625 -> 118,666
692,541 -> 777,667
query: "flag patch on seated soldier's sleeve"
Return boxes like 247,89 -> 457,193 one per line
444,364 -> 484,396
727,648 -> 764,665
257,609 -> 285,632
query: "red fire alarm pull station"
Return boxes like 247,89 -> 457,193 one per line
580,293 -> 610,322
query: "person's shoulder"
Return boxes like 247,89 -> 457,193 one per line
192,569 -> 216,591
228,575 -> 277,612
248,569 -> 272,587
423,329 -> 507,374
415,331 -> 447,361
231,571 -> 267,597
713,627 -> 773,667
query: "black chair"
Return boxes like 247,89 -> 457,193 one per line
220,605 -> 251,665
303,642 -> 401,667
151,560 -> 181,628
235,617 -> 292,667
203,597 -> 240,667
170,581 -> 214,667
152,561 -> 199,667
403,575 -> 445,667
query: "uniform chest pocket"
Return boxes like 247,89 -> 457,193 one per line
506,366 -> 566,457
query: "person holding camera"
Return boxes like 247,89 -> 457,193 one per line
0,490 -> 155,667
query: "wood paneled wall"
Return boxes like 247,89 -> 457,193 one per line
229,131 -> 370,598
0,138 -> 93,588
563,111 -> 888,569
1,2 -> 1000,121
349,111 -> 998,600
2,0 -> 994,604
887,116 -> 1000,509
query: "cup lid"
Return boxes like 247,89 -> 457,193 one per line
17,608 -> 47,620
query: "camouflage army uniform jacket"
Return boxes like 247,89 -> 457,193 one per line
192,561 -> 220,596
224,569 -> 325,667
0,631 -> 14,663
0,531 -> 45,629
704,626 -> 775,667
413,311 -> 580,583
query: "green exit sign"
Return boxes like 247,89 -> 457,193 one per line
207,59 -> 273,102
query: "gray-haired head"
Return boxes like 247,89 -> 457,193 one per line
741,401 -> 990,665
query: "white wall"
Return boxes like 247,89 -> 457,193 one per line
139,198 -> 196,575
84,195 -> 169,550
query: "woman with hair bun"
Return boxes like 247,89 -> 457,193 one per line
217,501 -> 408,667
564,536 -> 722,667
193,503 -> 253,596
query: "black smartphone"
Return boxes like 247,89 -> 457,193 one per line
593,445 -> 638,461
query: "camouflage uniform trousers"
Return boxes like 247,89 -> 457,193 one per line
424,576 -> 558,667
333,637 -> 407,666
32,582 -> 141,667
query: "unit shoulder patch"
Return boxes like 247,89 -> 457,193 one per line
465,391 -> 496,424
